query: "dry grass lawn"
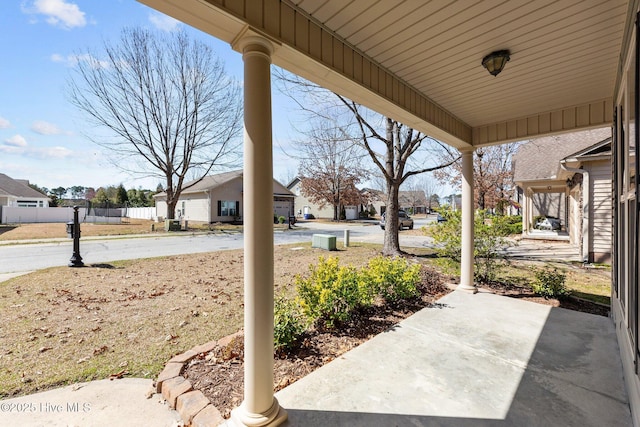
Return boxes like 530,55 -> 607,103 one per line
0,243 -> 384,398
0,220 -> 160,241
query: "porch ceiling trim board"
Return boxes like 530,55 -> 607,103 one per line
139,0 -> 626,148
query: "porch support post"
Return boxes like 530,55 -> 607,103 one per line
458,148 -> 477,293
230,35 -> 287,427
521,185 -> 529,234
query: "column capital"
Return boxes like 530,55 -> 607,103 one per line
458,146 -> 476,154
232,31 -> 276,58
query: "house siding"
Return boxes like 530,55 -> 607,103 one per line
156,200 -> 168,220
179,193 -> 210,222
587,160 -> 612,262
209,177 -> 243,222
289,181 -> 335,219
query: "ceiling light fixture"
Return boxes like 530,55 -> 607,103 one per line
481,50 -> 511,76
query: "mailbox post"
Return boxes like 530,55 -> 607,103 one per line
68,206 -> 84,267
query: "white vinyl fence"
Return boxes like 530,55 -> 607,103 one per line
1,207 -> 87,224
124,207 -> 156,220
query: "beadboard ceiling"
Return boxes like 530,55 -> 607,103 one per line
140,0 -> 629,147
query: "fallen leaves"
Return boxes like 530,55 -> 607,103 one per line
108,369 -> 128,380
93,345 -> 108,356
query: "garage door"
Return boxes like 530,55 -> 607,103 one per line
274,201 -> 292,219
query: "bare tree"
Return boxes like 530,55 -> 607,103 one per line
277,167 -> 298,188
275,69 -> 458,255
400,175 -> 426,214
339,102 -> 458,255
420,175 -> 441,212
68,28 -> 242,219
435,143 -> 520,213
295,119 -> 369,220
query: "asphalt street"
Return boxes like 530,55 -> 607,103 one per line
0,218 -> 436,276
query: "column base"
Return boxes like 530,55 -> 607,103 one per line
229,398 -> 287,427
456,283 -> 478,294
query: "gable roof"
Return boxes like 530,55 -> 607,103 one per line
512,128 -> 611,183
399,190 -> 427,206
181,170 -> 244,194
565,138 -> 612,161
155,170 -> 294,198
0,173 -> 49,199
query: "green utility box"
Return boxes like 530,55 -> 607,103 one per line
312,234 -> 337,251
164,219 -> 181,231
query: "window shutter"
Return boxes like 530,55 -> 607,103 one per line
217,200 -> 221,216
235,201 -> 240,216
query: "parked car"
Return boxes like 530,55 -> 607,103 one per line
535,216 -> 561,231
380,210 -> 414,230
436,213 -> 447,223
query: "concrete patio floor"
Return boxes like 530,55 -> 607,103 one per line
276,290 -> 631,426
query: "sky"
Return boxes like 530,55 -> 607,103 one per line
0,0 -> 301,192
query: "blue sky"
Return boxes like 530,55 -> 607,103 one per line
0,0 -> 299,192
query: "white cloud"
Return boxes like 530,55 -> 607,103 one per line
0,116 -> 10,129
51,53 -> 109,69
31,120 -> 68,135
23,0 -> 86,30
1,133 -> 74,159
5,134 -> 28,147
40,146 -> 73,159
149,12 -> 180,32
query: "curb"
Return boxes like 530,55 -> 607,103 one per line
155,331 -> 243,427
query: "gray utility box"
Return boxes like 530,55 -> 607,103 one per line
312,234 -> 337,251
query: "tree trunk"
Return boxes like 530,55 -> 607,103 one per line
167,199 -> 177,220
382,182 -> 402,256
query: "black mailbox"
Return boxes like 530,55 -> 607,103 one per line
66,222 -> 74,238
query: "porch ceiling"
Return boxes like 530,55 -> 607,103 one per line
139,0 -> 629,149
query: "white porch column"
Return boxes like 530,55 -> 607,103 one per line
230,35 -> 287,427
458,148 -> 477,293
521,185 -> 529,234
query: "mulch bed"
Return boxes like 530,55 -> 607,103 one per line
479,280 -> 610,317
182,267 -> 450,419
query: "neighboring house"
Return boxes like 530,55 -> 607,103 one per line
360,188 -> 385,217
287,177 -> 334,219
399,190 -> 428,214
512,128 -> 612,262
0,173 -> 50,208
154,170 -> 295,223
287,177 -> 363,220
562,137 -> 613,263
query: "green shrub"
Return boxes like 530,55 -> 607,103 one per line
424,209 -> 461,261
494,215 -> 522,235
363,256 -> 421,302
294,255 -> 424,328
278,215 -> 286,224
426,209 -> 515,283
295,256 -> 365,327
532,267 -> 570,299
273,295 -> 306,352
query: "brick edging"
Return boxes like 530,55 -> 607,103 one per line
155,331 -> 243,427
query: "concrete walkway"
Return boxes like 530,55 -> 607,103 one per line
0,378 -> 181,427
276,290 -> 631,426
502,238 -> 582,263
